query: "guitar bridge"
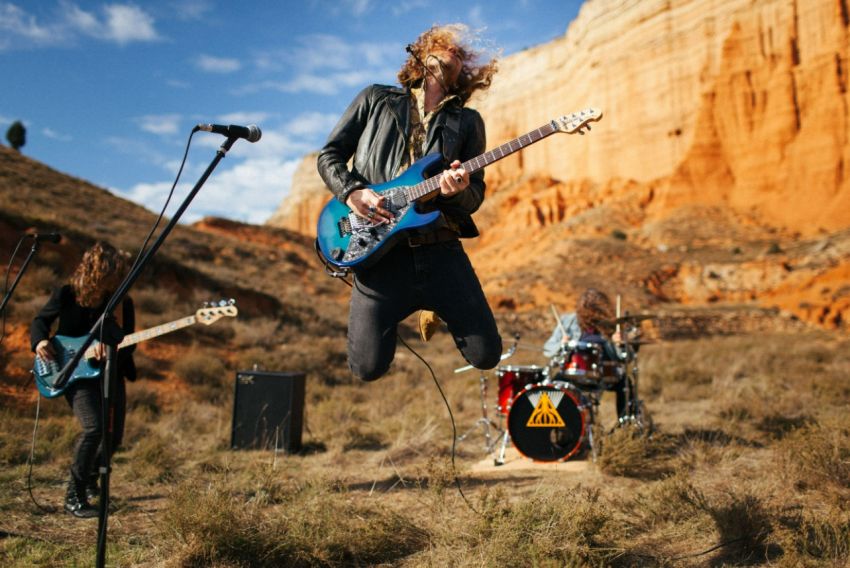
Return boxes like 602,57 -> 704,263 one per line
338,216 -> 352,237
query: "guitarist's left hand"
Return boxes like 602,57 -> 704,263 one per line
439,160 -> 469,196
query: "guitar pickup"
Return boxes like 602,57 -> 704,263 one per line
338,216 -> 352,237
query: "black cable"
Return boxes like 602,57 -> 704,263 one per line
26,393 -> 56,513
0,235 -> 27,346
395,332 -> 482,516
314,244 -> 482,516
124,128 -> 197,279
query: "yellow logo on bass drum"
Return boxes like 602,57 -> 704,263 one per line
526,391 -> 565,427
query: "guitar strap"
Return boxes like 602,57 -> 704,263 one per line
441,109 -> 461,161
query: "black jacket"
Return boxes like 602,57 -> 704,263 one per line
317,84 -> 488,238
31,285 -> 137,381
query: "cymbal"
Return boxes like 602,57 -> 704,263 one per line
599,313 -> 656,326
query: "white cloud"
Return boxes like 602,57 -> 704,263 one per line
0,3 -> 54,44
173,0 -> 213,20
247,35 -> 400,95
42,127 -> 72,141
136,114 -> 182,135
285,111 -> 339,139
122,157 -> 301,224
117,118 -> 328,224
0,2 -> 161,49
195,54 -> 241,73
238,67 -> 394,96
215,111 -> 274,127
66,3 -> 160,44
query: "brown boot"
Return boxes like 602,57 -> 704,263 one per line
418,310 -> 441,342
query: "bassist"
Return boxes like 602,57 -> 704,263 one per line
317,23 -> 502,380
30,241 -> 135,518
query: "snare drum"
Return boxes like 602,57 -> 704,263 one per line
508,382 -> 591,462
496,365 -> 547,415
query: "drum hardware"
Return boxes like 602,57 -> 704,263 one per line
453,335 -> 520,460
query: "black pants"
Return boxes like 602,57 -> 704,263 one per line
64,377 -> 126,482
348,239 -> 502,380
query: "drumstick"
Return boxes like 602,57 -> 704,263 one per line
616,294 -> 622,339
550,304 -> 568,337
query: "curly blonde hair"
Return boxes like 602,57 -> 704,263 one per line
576,288 -> 615,336
70,241 -> 128,308
397,23 -> 498,104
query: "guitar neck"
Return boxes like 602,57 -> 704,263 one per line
85,315 -> 197,357
406,120 -> 559,202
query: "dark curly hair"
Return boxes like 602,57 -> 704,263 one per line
70,241 -> 128,308
397,23 -> 498,105
576,288 -> 615,336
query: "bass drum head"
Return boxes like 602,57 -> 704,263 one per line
507,382 -> 588,462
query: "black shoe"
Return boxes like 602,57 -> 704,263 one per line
85,476 -> 99,502
65,478 -> 98,519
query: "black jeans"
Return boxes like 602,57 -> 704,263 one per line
64,377 -> 126,482
348,239 -> 502,380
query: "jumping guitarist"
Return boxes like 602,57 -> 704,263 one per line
30,241 -> 135,518
317,23 -> 503,381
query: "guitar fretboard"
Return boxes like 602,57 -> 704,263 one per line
404,121 -> 558,202
84,316 -> 197,358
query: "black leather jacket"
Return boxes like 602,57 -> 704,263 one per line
317,84 -> 487,238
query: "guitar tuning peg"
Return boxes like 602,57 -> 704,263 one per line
228,298 -> 236,305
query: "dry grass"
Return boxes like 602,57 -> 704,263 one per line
2,330 -> 850,567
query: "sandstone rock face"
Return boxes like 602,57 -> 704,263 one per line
266,152 -> 326,234
268,0 -> 850,332
475,0 -> 850,234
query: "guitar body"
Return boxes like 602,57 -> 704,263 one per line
316,108 -> 603,270
33,335 -> 103,398
316,153 -> 444,269
32,300 -> 238,399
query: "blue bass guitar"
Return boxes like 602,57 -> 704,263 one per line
33,300 -> 237,398
316,108 -> 603,269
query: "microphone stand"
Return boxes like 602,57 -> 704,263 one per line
0,237 -> 41,318
51,135 -> 238,568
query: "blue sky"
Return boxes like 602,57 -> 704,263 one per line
0,1 -> 582,224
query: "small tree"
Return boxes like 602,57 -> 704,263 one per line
6,120 -> 26,151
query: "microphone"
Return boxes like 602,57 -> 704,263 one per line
196,123 -> 262,143
26,233 -> 61,243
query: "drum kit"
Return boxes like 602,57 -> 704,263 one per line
455,313 -> 654,465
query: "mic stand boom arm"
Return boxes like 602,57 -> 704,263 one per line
0,238 -> 41,317
52,136 -> 237,392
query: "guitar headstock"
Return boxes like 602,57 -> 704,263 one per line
196,299 -> 238,325
552,108 -> 603,135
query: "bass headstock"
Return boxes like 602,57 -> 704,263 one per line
196,299 -> 239,325
552,107 -> 603,135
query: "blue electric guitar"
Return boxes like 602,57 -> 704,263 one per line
33,300 -> 238,398
316,107 -> 603,269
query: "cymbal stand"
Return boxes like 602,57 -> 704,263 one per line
616,333 -> 652,433
454,336 -> 518,464
455,370 -> 502,453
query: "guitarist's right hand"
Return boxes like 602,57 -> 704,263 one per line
346,188 -> 394,224
35,339 -> 57,362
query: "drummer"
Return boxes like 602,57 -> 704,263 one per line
544,288 -> 629,416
